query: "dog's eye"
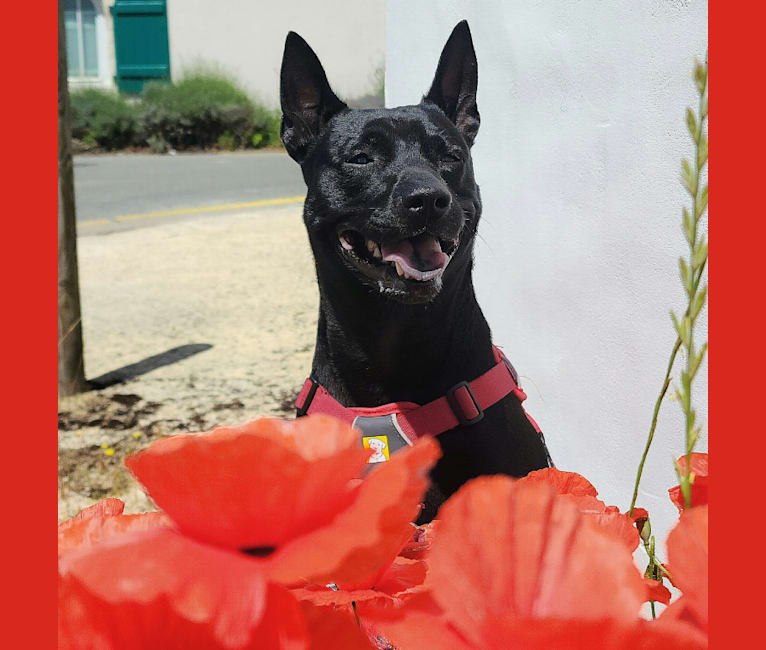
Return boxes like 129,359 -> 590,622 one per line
347,153 -> 373,165
441,152 -> 463,164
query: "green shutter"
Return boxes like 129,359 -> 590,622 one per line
111,0 -> 170,93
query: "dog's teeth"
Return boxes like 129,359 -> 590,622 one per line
372,243 -> 382,259
339,234 -> 354,251
395,262 -> 404,277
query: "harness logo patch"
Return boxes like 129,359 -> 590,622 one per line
362,436 -> 390,463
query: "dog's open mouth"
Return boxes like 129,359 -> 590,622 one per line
337,229 -> 458,288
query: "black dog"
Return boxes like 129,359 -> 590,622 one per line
280,21 -> 551,522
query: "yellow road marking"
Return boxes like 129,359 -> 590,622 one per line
79,195 -> 305,227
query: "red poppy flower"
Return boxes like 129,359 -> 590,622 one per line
662,504 -> 708,632
59,527 -> 307,649
668,453 -> 708,513
59,416 -> 438,648
427,478 -> 644,628
125,416 -> 440,587
58,497 -> 172,556
517,467 -> 598,496
519,468 -> 639,551
362,477 -> 706,649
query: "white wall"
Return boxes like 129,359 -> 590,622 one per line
386,1 -> 708,551
167,0 -> 385,107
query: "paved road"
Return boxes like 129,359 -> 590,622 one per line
73,151 -> 306,235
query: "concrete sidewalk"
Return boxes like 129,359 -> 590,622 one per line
58,204 -> 318,520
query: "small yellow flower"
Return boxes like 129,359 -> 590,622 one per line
133,431 -> 143,439
100,443 -> 109,449
104,448 -> 115,456
76,430 -> 83,436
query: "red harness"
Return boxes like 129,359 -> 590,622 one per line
295,346 -> 542,445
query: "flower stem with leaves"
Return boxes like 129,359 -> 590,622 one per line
673,56 -> 708,509
626,55 -> 709,617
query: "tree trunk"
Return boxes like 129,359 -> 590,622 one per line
58,2 -> 89,397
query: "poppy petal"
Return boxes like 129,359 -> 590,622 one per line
587,507 -> 640,552
659,595 -> 708,636
125,416 -> 371,549
292,585 -> 387,608
666,505 -> 708,630
425,477 -> 645,647
292,558 -> 427,608
263,438 -> 440,587
374,557 -> 428,596
677,452 -> 708,476
58,527 -> 307,649
668,453 -> 709,512
58,498 -> 125,548
60,497 -> 125,525
301,603 -> 373,649
668,477 -> 709,513
358,593 -> 472,650
398,521 -> 439,560
551,495 -> 640,552
363,599 -> 708,650
517,468 -> 598,497
480,616 -> 708,649
58,510 -> 173,556
642,578 -> 672,605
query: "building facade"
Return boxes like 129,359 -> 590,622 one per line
63,1 -> 384,107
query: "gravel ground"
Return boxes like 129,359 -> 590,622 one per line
58,204 -> 318,521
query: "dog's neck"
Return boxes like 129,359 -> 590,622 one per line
309,256 -> 496,407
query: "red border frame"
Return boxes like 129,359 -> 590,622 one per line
1,2 -> 57,646
0,1 -> 751,645
710,0 -> 762,645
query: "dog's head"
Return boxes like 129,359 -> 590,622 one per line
280,21 -> 481,304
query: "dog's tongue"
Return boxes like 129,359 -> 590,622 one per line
382,233 -> 449,280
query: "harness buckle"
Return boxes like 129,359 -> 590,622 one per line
446,381 -> 484,426
295,377 -> 319,417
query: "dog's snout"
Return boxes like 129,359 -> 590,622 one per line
395,172 -> 452,225
403,187 -> 451,221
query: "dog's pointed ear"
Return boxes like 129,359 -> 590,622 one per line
280,32 -> 347,163
423,20 -> 480,146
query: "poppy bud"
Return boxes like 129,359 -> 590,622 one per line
639,517 -> 652,544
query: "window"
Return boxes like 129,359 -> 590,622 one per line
64,0 -> 99,78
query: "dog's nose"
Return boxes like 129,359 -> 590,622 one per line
402,186 -> 452,222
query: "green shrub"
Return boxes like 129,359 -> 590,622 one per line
265,111 -> 282,147
217,132 -> 236,151
70,89 -> 139,150
69,71 -> 283,153
250,106 -> 282,148
146,134 -> 169,154
140,72 -> 257,150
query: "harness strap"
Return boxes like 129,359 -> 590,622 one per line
295,345 -> 539,441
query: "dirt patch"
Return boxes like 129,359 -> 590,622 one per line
59,392 -> 161,430
58,205 -> 317,522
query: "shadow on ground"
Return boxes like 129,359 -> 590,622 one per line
89,343 -> 213,389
